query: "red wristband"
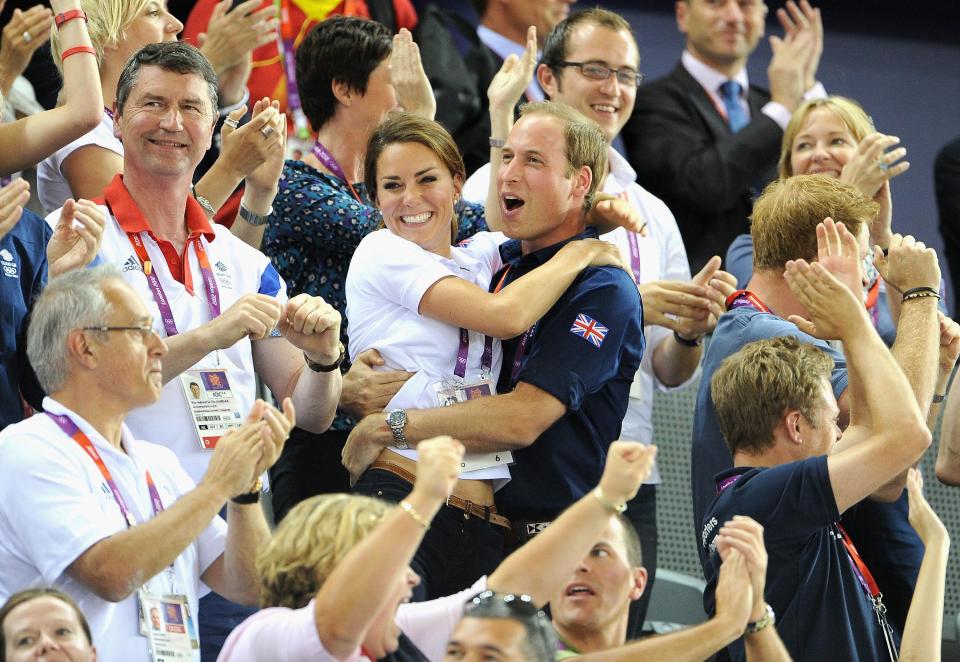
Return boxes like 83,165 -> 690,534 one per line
54,8 -> 88,29
61,46 -> 97,63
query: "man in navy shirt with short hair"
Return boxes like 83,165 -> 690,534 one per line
690,176 -> 959,632
343,101 -> 643,538
702,247 -> 936,661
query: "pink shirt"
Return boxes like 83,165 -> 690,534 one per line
217,577 -> 487,662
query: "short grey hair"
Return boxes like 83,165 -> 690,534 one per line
27,265 -> 121,393
116,41 -> 219,117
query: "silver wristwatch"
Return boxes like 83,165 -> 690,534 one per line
238,200 -> 274,226
386,409 -> 408,449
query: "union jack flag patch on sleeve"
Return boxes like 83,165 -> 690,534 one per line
570,313 -> 608,348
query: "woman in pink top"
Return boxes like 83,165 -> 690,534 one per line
218,437 -> 657,661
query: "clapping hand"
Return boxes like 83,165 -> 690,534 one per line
783,258 -> 870,341
391,29 -> 435,120
488,26 -> 537,114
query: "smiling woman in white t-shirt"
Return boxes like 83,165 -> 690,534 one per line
345,112 -> 622,600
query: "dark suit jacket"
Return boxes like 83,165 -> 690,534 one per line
621,62 -> 783,271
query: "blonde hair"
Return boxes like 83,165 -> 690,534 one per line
256,494 -> 393,609
50,0 -> 150,73
518,101 -> 607,213
711,336 -> 834,456
751,174 -> 877,271
778,96 -> 876,179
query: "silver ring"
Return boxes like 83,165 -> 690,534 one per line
259,125 -> 274,139
223,117 -> 240,129
22,31 -> 32,43
878,160 -> 889,173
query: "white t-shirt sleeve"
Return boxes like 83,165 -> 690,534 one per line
350,230 -> 461,312
395,576 -> 487,661
0,435 -> 121,584
461,162 -> 492,204
644,194 -> 700,393
218,600 -> 363,662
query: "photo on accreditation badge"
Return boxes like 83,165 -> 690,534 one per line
201,370 -> 230,392
163,601 -> 185,631
464,384 -> 492,400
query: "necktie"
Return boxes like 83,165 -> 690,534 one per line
719,80 -> 748,133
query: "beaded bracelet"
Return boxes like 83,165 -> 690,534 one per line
902,290 -> 941,303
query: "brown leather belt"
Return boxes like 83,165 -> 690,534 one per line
368,458 -> 511,530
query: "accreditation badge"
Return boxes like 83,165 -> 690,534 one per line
138,590 -> 199,661
434,377 -> 495,408
179,368 -> 243,450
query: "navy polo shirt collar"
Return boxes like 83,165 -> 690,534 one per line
498,228 -> 600,269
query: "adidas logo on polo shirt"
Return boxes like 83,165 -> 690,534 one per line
121,256 -> 142,273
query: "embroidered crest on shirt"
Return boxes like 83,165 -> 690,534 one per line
570,313 -> 608,348
1,249 -> 17,278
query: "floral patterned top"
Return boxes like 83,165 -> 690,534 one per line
264,159 -> 488,430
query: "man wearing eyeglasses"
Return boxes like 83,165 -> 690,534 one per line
462,7 -> 737,631
621,0 -> 825,272
0,265 -> 295,662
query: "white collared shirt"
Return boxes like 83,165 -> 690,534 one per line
0,398 -> 226,662
680,50 -> 826,130
477,25 -> 545,102
462,148 -> 699,484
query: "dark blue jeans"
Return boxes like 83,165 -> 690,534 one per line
354,469 -> 506,601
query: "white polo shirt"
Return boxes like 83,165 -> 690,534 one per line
0,398 -> 226,662
37,112 -> 124,215
46,174 -> 287,483
463,148 -> 698,484
346,228 -> 509,482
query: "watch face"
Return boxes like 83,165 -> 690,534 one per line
387,410 -> 405,428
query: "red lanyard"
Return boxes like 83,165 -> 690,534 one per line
725,289 -> 771,313
836,523 -> 881,597
46,413 -> 164,528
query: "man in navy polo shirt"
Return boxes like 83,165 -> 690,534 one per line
702,252 -> 935,661
690,176 -> 956,633
343,101 -> 643,546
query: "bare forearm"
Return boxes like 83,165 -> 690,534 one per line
216,502 -> 271,605
651,335 -> 701,388
404,391 -> 551,452
160,327 -> 220,384
70,482 -> 228,602
578,617 -> 741,662
935,378 -> 960,485
899,534 -> 949,662
491,248 -> 590,336
483,102 -> 515,233
858,302 -> 935,434
314,489 -> 438,658
195,160 -> 246,213
287,366 -> 341,433
891,299 -> 941,415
